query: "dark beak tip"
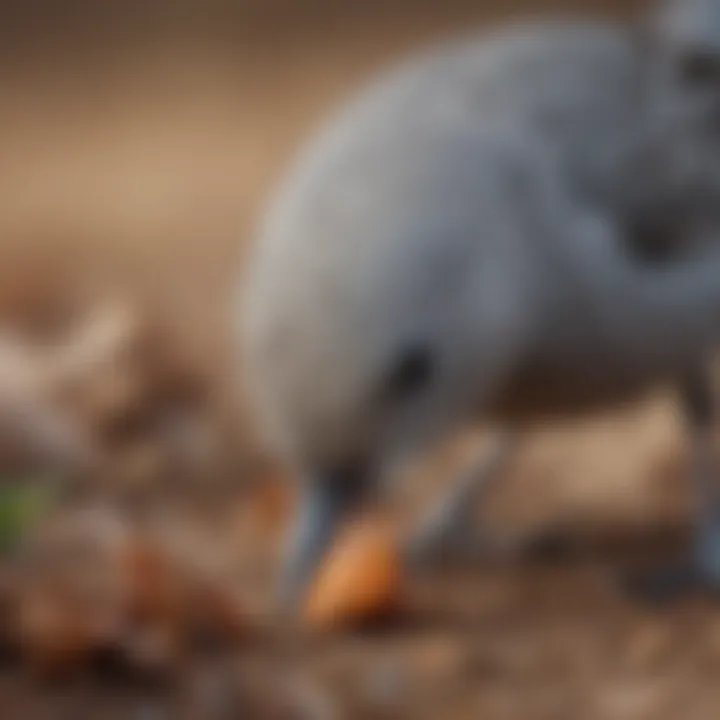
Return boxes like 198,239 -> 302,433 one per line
275,474 -> 365,623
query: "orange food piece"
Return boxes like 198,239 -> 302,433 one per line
303,518 -> 403,629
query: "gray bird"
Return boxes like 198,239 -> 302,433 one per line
240,0 -> 720,612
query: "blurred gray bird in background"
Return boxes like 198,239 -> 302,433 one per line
240,0 -> 720,613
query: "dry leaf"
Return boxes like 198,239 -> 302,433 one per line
17,508 -> 134,674
18,593 -> 98,677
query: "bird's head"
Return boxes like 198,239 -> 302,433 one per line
239,122 -> 528,612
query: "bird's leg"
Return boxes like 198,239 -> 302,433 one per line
403,435 -> 517,568
687,370 -> 720,588
626,366 -> 720,602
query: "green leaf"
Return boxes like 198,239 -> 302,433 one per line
0,481 -> 54,553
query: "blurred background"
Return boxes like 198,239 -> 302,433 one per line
3,0 -> 720,718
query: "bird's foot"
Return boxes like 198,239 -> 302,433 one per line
402,522 -> 473,570
623,522 -> 720,604
402,523 -> 518,571
622,563 -> 709,604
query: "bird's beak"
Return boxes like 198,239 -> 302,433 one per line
276,469 -> 368,615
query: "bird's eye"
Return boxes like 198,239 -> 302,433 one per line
679,49 -> 720,87
380,343 -> 435,403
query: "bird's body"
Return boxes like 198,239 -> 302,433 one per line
241,3 -> 720,609
246,19 -> 719,445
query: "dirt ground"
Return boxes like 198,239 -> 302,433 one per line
4,0 -> 720,718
